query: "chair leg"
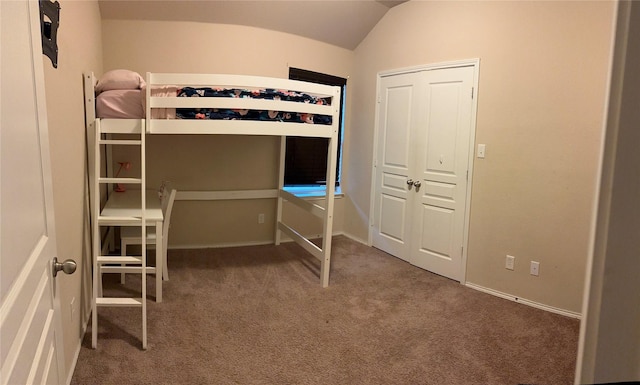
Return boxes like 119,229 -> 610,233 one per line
163,246 -> 169,281
120,239 -> 127,284
97,264 -> 103,297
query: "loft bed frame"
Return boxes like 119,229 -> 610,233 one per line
84,71 -> 341,287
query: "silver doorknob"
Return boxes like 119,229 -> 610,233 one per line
413,180 -> 422,188
52,257 -> 77,277
406,179 -> 414,187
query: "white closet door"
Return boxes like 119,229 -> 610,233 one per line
371,63 -> 477,282
371,72 -> 423,260
409,66 -> 475,281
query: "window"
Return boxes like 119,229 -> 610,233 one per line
285,68 -> 346,188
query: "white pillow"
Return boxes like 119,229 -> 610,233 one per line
95,69 -> 145,93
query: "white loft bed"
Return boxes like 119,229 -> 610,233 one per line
84,71 -> 341,287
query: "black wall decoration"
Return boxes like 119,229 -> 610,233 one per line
39,0 -> 60,68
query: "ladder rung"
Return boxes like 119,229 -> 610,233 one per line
99,177 -> 142,184
97,256 -> 143,264
92,111 -> 147,349
98,216 -> 142,225
99,139 -> 142,145
98,119 -> 144,134
101,266 -> 157,274
96,298 -> 143,307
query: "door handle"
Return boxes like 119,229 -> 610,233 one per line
413,180 -> 422,188
52,257 -> 77,278
406,179 -> 414,187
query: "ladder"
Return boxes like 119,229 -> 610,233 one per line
90,118 -> 148,349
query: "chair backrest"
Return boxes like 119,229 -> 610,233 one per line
161,189 -> 177,246
162,189 -> 178,231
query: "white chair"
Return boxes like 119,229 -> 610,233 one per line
120,186 -> 177,283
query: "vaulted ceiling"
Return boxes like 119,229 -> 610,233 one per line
98,0 -> 407,50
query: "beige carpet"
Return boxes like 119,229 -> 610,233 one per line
71,236 -> 579,385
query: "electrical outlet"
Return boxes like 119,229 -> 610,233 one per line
530,261 -> 540,276
258,213 -> 265,224
505,255 -> 515,270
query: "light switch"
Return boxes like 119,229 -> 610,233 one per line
477,144 -> 486,158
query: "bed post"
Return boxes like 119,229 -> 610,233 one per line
83,72 -> 96,236
320,87 -> 340,288
275,135 -> 286,245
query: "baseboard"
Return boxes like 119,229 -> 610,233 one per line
465,282 -> 582,320
168,231 -> 365,250
338,231 -> 368,246
169,239 -> 275,250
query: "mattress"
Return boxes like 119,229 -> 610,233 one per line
96,89 -> 144,119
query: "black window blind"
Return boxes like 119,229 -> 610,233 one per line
285,67 -> 346,186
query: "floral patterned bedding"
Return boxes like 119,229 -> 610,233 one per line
174,87 -> 332,125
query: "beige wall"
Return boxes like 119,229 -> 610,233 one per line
42,0 -> 103,381
347,1 -> 615,313
101,20 -> 353,246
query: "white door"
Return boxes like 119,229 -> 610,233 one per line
1,1 -> 66,384
410,66 -> 474,281
370,72 -> 423,260
371,64 -> 476,282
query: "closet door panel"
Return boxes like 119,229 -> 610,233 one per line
417,204 -> 455,264
381,86 -> 413,172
